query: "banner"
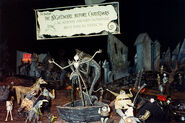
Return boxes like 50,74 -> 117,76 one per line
35,2 -> 120,40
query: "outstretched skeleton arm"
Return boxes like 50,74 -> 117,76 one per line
48,59 -> 73,70
80,49 -> 102,65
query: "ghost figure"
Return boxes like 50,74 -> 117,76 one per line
98,105 -> 110,123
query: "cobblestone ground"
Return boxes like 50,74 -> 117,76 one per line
0,89 -> 120,123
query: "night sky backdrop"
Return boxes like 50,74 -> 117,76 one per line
1,0 -> 185,71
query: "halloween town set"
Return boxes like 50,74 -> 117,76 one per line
1,33 -> 185,123
1,1 -> 185,123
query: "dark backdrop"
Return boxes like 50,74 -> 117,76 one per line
1,0 -> 185,72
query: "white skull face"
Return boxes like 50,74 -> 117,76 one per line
102,106 -> 108,112
150,98 -> 155,103
166,98 -> 171,104
74,54 -> 79,62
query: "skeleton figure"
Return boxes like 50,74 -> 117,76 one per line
98,105 -> 110,123
5,96 -> 14,121
162,73 -> 168,84
49,49 -> 102,106
157,74 -> 164,93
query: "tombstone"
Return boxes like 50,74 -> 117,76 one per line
161,52 -> 166,65
153,40 -> 160,71
134,33 -> 152,72
178,39 -> 185,64
107,33 -> 129,81
164,47 -> 171,64
172,43 -> 180,67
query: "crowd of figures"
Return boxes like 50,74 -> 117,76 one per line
0,77 -> 56,123
19,87 -> 55,123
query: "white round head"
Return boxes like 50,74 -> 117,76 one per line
163,73 -> 166,77
11,81 -> 14,85
150,98 -> 155,103
167,100 -> 170,104
102,106 -> 108,112
74,54 -> 79,61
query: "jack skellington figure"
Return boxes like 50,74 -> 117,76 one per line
48,49 -> 102,106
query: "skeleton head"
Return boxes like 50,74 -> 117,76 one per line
74,54 -> 79,62
149,98 -> 155,103
163,73 -> 166,77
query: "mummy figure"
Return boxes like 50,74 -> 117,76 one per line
115,89 -> 134,118
106,89 -> 138,123
5,96 -> 14,121
98,105 -> 110,123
